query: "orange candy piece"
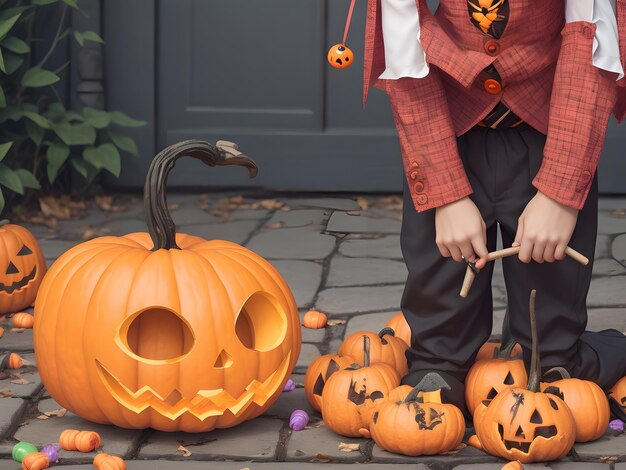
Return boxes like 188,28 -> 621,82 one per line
21,452 -> 49,470
93,453 -> 126,470
59,429 -> 101,452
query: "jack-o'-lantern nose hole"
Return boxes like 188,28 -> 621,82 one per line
126,308 -> 194,361
214,349 -> 234,369
235,292 -> 286,352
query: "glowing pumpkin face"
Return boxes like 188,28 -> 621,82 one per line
327,43 -> 354,69
0,222 -> 46,314
34,141 -> 300,432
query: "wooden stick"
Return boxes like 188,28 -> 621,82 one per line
460,265 -> 476,298
485,245 -> 588,265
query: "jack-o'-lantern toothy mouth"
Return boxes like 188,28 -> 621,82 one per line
95,353 -> 291,421
0,266 -> 36,294
497,422 -> 558,453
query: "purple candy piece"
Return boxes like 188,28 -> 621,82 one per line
42,443 -> 59,462
289,409 -> 309,431
609,419 -> 624,432
283,379 -> 296,392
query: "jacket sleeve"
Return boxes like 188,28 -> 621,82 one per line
534,14 -> 621,209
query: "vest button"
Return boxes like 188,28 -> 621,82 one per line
409,170 -> 419,180
484,40 -> 500,56
484,79 -> 502,94
413,182 -> 425,193
416,194 -> 429,205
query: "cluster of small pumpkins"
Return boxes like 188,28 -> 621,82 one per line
304,291 -> 626,463
12,430 -> 125,469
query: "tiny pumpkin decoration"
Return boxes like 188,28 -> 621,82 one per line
540,367 -> 609,442
59,429 -> 101,452
339,328 -> 408,376
304,353 -> 356,412
385,313 -> 411,346
473,290 -> 576,463
12,312 -> 34,329
501,462 -> 524,470
93,453 -> 126,470
327,43 -> 354,69
21,452 -> 49,470
321,335 -> 400,437
465,340 -> 527,415
370,373 -> 465,456
608,376 -> 626,422
34,141 -> 301,432
0,221 -> 46,315
475,341 -> 523,362
303,310 -> 327,329
1,352 -> 23,371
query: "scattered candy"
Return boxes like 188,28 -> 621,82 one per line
12,442 -> 38,463
283,379 -> 296,392
289,409 -> 309,431
41,444 -> 59,463
21,452 -> 50,470
609,419 -> 624,432
94,452 -> 126,469
59,429 -> 101,452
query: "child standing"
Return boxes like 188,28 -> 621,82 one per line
364,0 -> 626,413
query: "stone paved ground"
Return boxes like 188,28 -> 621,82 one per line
1,192 -> 626,469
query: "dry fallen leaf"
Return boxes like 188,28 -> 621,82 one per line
82,227 -> 112,241
230,195 -> 244,204
0,389 -> 16,398
326,319 -> 346,327
338,442 -> 360,452
259,199 -> 285,210
311,453 -> 331,463
346,211 -> 361,216
355,196 -> 369,210
265,221 -> 286,229
10,378 -> 29,385
600,456 -> 618,462
37,408 -> 67,419
95,195 -> 127,213
11,328 -> 25,333
167,203 -> 181,212
177,445 -> 192,457
610,208 -> 626,217
40,197 -> 72,220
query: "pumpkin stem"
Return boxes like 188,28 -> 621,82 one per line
543,366 -> 571,381
378,327 -> 395,345
403,372 -> 450,404
527,289 -> 540,393
362,335 -> 370,368
498,339 -> 520,360
144,140 -> 258,250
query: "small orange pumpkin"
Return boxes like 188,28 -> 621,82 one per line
21,452 -> 49,470
339,328 -> 408,376
0,221 -> 46,315
608,376 -> 626,422
94,453 -> 126,470
59,429 -> 101,452
303,310 -> 327,329
386,384 -> 414,403
9,352 -> 23,369
327,43 -> 354,69
501,462 -> 524,470
476,341 -> 523,362
541,367 -> 609,442
465,340 -> 527,415
370,373 -> 465,456
473,291 -> 576,463
385,313 -> 411,346
12,312 -> 34,329
321,335 -> 400,437
304,353 -> 356,412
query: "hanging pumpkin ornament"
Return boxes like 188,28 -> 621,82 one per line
339,328 -> 408,376
385,313 -> 411,346
473,290 -> 576,463
540,367 -> 609,442
609,376 -> 626,422
34,141 -> 301,432
369,373 -> 465,456
465,340 -> 527,415
0,221 -> 46,315
321,335 -> 400,437
475,341 -> 523,362
327,0 -> 356,69
304,353 -> 356,412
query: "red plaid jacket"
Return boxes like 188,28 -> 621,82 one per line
364,0 -> 626,212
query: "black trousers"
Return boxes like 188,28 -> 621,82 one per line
400,123 -> 626,412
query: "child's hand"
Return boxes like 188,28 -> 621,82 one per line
515,191 -> 578,263
435,196 -> 489,268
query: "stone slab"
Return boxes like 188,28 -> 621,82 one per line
613,233 -> 626,265
371,443 -> 499,466
586,308 -> 626,332
596,234 -> 612,259
178,220 -> 260,245
597,211 -> 626,235
37,239 -> 77,260
592,259 -> 626,276
265,209 -> 329,229
285,423 -> 366,462
326,212 -> 401,234
104,218 -> 151,236
10,462 -> 430,470
551,464 -> 611,469
0,369 -> 41,398
452,465 -> 566,470
574,429 -> 626,458
344,312 -> 398,338
299,312 -> 326,343
0,328 -> 33,352
339,235 -> 403,259
587,276 -> 626,307
246,228 -> 336,260
296,344 -> 321,372
264,387 -> 317,420
326,257 -> 407,287
140,417 -> 282,460
598,197 -> 626,211
0,398 -> 27,440
283,198 -> 361,211
315,285 -> 404,316
272,260 -> 323,309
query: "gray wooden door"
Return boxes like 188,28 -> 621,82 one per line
103,0 -> 626,193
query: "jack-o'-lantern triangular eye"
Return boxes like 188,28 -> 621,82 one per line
17,245 -> 32,256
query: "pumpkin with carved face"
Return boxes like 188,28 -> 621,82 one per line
609,376 -> 626,422
0,221 -> 46,314
473,291 -> 576,463
34,141 -> 300,432
304,353 -> 356,412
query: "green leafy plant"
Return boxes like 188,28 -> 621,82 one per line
0,0 -> 145,213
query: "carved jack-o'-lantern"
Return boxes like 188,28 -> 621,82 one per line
34,141 -> 300,432
473,291 -> 576,463
608,376 -> 626,422
0,221 -> 46,314
304,353 -> 356,412
327,43 -> 354,69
